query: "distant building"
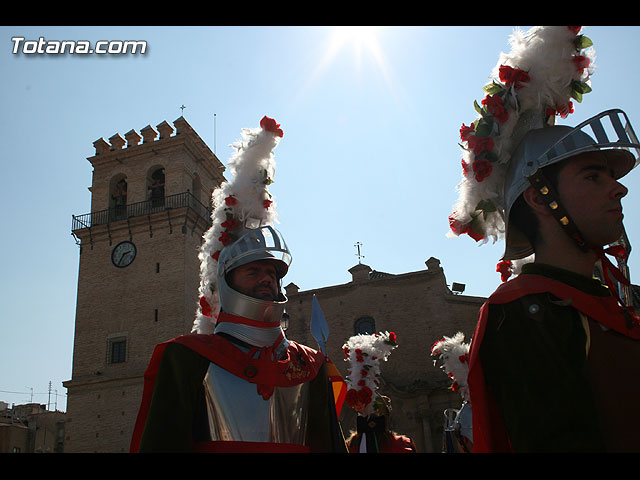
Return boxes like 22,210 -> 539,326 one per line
0,402 -> 66,453
284,258 -> 484,452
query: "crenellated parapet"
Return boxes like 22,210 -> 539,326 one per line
92,119 -> 184,155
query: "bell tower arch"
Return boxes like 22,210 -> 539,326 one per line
64,116 -> 224,452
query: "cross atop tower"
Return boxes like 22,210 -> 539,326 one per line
354,241 -> 365,264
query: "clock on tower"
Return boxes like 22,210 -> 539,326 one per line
64,116 -> 225,452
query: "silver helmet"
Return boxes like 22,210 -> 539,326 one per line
503,109 -> 640,260
216,225 -> 292,323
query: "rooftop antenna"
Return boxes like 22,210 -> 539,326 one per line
354,241 -> 364,264
180,104 -> 186,116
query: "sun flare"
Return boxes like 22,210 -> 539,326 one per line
295,26 -> 402,106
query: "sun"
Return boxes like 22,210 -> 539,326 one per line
329,26 -> 380,52
325,26 -> 384,66
295,26 -> 400,106
307,26 -> 389,82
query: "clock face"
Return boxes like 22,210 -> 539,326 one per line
112,241 -> 136,268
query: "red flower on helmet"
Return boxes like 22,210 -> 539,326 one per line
472,158 -> 493,182
346,387 -> 372,411
568,26 -> 582,35
218,231 -> 232,246
496,260 -> 513,282
221,218 -> 238,231
555,101 -> 575,118
461,159 -> 470,175
357,386 -> 373,405
449,215 -> 485,242
260,116 -> 284,137
498,65 -> 530,89
224,195 -> 238,206
263,199 -> 273,209
388,331 -> 397,344
482,94 -> 508,123
460,123 -> 475,141
573,55 -> 590,75
199,296 -> 212,317
467,135 -> 494,156
211,251 -> 220,261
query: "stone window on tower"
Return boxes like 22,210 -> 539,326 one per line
148,167 -> 165,208
109,175 -> 128,221
107,336 -> 127,364
354,316 -> 376,335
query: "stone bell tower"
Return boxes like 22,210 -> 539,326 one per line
64,116 -> 225,452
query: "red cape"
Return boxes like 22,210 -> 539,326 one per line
130,334 -> 325,452
468,274 -> 640,453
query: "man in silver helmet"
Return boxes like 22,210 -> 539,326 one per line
468,109 -> 640,453
130,226 -> 347,453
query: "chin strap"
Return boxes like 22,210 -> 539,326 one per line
528,169 -> 590,252
594,244 -> 640,329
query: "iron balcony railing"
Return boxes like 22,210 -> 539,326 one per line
72,191 -> 211,231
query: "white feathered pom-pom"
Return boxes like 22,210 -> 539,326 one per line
343,331 -> 398,416
431,332 -> 471,402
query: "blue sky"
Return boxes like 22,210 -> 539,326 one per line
2,26 -> 639,412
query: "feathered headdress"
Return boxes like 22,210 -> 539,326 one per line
342,331 -> 398,416
448,26 -> 595,281
193,116 -> 284,334
431,332 -> 471,402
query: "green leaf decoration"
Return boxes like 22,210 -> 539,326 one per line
483,82 -> 505,95
575,35 -> 593,49
469,213 -> 486,234
475,199 -> 497,213
572,80 -> 592,95
474,99 -> 483,116
475,199 -> 497,219
478,150 -> 499,163
571,90 -> 583,103
475,118 -> 493,138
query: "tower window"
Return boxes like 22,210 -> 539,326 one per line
109,176 -> 128,221
108,338 -> 127,364
354,316 -> 375,335
148,168 -> 165,208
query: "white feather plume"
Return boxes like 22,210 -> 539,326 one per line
343,331 -> 398,416
431,332 -> 471,402
192,116 -> 283,334
448,26 -> 595,248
